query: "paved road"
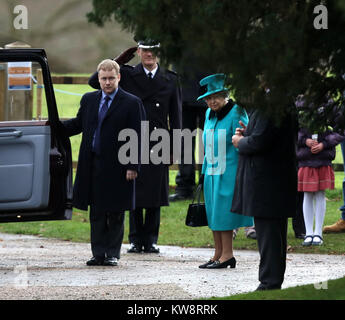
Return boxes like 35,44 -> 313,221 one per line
0,232 -> 344,300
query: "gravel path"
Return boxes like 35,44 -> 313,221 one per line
0,232 -> 344,300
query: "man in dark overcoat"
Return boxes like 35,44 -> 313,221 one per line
89,40 -> 182,253
232,108 -> 297,290
63,59 -> 143,266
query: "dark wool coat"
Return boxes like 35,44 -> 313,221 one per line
231,109 -> 297,218
89,64 -> 182,207
63,87 -> 144,214
296,128 -> 344,168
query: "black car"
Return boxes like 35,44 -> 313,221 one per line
0,48 -> 72,222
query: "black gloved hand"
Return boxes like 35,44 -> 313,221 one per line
114,46 -> 137,65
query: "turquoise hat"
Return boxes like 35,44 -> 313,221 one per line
197,73 -> 229,101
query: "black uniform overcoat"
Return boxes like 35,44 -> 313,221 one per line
231,109 -> 297,218
89,64 -> 182,207
63,87 -> 143,214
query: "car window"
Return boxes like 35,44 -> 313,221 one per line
0,53 -> 73,221
0,60 -> 49,122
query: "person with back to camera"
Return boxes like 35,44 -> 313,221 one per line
197,74 -> 254,269
231,98 -> 297,290
297,127 -> 344,246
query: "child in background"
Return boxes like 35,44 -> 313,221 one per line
297,128 -> 344,246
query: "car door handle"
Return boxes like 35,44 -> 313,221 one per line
0,130 -> 23,138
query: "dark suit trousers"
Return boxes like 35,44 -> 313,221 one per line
292,192 -> 306,235
128,207 -> 160,247
90,209 -> 124,259
254,217 -> 288,289
90,154 -> 124,259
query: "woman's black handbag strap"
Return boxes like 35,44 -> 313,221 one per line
192,183 -> 203,205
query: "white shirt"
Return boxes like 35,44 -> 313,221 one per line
143,66 -> 158,78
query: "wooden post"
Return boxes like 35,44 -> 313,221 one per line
36,69 -> 43,120
0,61 -> 5,121
0,46 -> 5,121
4,41 -> 33,121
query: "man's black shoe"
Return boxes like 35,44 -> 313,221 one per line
127,243 -> 142,253
103,257 -> 118,266
144,244 -> 160,253
256,284 -> 281,291
86,257 -> 104,266
295,233 -> 306,239
169,193 -> 192,202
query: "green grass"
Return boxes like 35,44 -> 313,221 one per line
51,73 -> 91,77
53,84 -> 89,161
33,83 -> 89,161
216,276 -> 345,300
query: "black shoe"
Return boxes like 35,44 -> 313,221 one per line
256,283 -> 281,291
127,243 -> 142,253
294,233 -> 305,239
198,260 -> 215,269
144,244 -> 160,253
246,230 -> 257,239
169,193 -> 192,202
206,257 -> 236,269
86,257 -> 104,266
302,235 -> 313,246
103,257 -> 118,266
256,284 -> 268,291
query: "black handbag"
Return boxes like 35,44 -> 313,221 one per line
185,183 -> 208,227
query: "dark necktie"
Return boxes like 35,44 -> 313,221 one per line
93,95 -> 110,154
148,72 -> 153,80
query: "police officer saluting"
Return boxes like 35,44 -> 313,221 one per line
89,39 -> 182,254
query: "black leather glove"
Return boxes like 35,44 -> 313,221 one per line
114,46 -> 137,65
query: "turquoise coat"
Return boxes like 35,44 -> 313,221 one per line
202,102 -> 253,231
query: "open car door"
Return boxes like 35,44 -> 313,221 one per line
0,48 -> 72,222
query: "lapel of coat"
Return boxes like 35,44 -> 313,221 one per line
90,91 -> 102,129
130,64 -> 167,100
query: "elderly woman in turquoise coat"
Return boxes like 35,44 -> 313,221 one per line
198,74 -> 253,269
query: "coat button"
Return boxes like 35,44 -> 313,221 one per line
156,103 -> 160,107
